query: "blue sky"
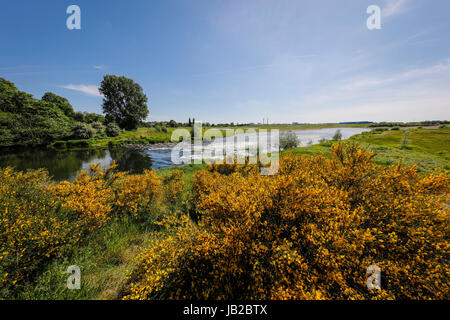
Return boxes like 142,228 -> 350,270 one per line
1,0 -> 449,123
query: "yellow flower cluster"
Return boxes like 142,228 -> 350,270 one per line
0,168 -> 81,291
123,143 -> 449,300
115,169 -> 163,217
49,163 -> 124,230
162,169 -> 185,208
1,162 -> 167,293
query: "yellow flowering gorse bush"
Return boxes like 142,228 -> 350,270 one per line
1,162 -> 166,295
162,169 -> 185,208
123,144 -> 449,300
0,168 -> 81,292
114,169 -> 163,217
49,163 -> 126,230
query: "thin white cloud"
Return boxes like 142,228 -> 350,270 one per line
61,84 -> 103,97
254,57 -> 450,123
93,65 -> 106,70
382,0 -> 410,18
340,58 -> 450,90
297,94 -> 450,123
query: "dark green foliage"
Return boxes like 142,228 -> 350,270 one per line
0,78 -> 33,113
99,75 -> 149,130
168,120 -> 179,128
0,78 -> 75,147
74,112 -> 105,124
106,122 -> 121,137
42,92 -> 75,118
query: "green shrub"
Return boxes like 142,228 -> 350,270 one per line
106,122 -> 121,137
332,129 -> 343,141
91,122 -> 105,132
391,127 -> 400,131
155,124 -> 168,133
72,123 -> 96,139
280,131 -> 300,150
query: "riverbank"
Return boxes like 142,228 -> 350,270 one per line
52,123 -> 448,150
50,124 -> 373,149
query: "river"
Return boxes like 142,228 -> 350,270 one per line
0,127 -> 370,181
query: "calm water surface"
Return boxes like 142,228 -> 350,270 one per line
0,128 -> 369,181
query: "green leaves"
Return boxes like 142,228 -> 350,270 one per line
99,75 -> 149,131
0,79 -> 73,147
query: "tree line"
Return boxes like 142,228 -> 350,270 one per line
0,75 -> 150,148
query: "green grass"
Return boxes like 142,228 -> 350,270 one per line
56,126 -> 241,149
353,128 -> 450,157
285,128 -> 450,172
54,123 -> 372,150
16,216 -> 160,300
54,127 -> 183,149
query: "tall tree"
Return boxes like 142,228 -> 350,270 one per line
168,120 -> 178,128
99,75 -> 149,130
0,78 -> 32,113
42,92 -> 75,118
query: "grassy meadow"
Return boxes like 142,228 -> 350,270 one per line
287,127 -> 450,172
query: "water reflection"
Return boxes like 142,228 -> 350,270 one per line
0,147 -> 155,181
109,147 -> 153,174
0,148 -> 108,181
